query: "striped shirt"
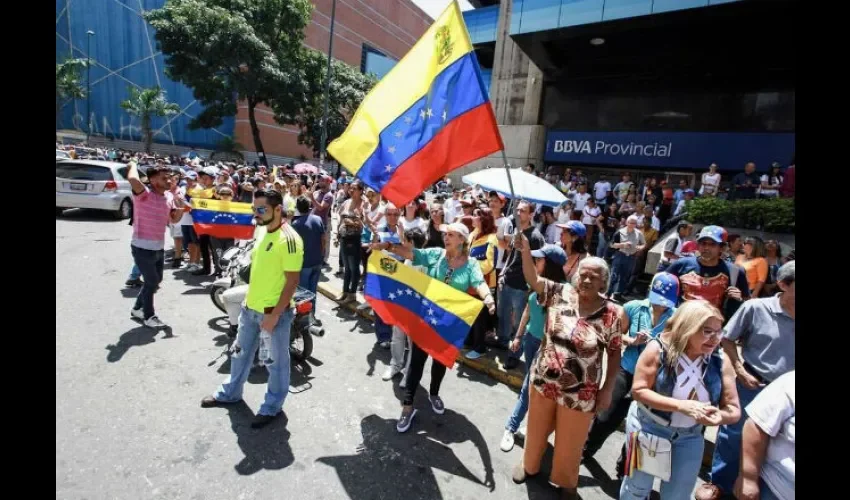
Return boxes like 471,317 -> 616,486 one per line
131,187 -> 174,251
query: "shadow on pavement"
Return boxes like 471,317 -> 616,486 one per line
581,457 -> 624,499
207,316 -> 230,334
105,325 -> 174,362
456,362 -> 501,388
365,343 -> 391,377
219,401 -> 294,476
56,209 -> 124,223
316,412 -> 495,500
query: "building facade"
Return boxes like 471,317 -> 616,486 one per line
459,0 -> 796,186
56,0 -> 431,161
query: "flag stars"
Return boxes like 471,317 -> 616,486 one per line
388,292 -> 396,300
405,289 -> 413,296
426,108 -> 434,118
442,110 -> 447,122
388,146 -> 396,154
422,299 -> 429,306
404,116 -> 413,124
427,308 -> 434,316
385,164 -> 393,172
430,318 -> 438,326
394,131 -> 403,139
419,109 -> 426,120
414,292 -> 421,299
396,288 -> 405,296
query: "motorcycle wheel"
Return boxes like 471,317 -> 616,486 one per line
210,284 -> 228,314
289,326 -> 313,362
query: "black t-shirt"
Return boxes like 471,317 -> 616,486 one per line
500,224 -> 545,290
425,224 -> 445,248
603,214 -> 621,238
731,172 -> 761,199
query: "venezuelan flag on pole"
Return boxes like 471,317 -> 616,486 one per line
191,198 -> 255,240
327,0 -> 503,207
364,252 -> 483,368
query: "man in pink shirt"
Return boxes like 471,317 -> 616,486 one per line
128,161 -> 185,328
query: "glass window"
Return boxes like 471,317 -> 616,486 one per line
601,0 -> 653,21
56,163 -> 115,181
652,0 -> 709,14
559,0 -> 605,28
517,0 -> 563,34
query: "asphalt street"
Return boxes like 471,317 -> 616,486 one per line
56,210 -> 686,500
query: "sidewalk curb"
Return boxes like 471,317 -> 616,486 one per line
316,281 -> 715,465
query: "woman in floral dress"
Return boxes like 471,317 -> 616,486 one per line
511,233 -> 627,500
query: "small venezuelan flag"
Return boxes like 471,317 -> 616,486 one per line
327,0 -> 503,207
364,252 -> 483,368
191,198 -> 255,240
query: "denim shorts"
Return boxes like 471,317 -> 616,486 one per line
181,224 -> 198,244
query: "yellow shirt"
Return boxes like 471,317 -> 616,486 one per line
245,224 -> 304,313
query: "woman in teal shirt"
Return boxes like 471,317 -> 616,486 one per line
373,222 -> 496,433
582,272 -> 679,472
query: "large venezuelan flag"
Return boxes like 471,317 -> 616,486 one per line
364,252 -> 483,368
327,1 -> 503,208
191,198 -> 255,240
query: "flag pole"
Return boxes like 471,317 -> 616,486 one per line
499,149 -> 519,214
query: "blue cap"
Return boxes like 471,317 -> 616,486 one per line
530,244 -> 567,266
648,272 -> 679,308
555,220 -> 587,238
697,225 -> 727,244
185,171 -> 198,179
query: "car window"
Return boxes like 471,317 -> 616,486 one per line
115,166 -> 130,180
56,163 -> 114,181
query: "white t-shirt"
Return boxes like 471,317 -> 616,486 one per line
593,181 -> 611,201
701,172 -> 721,195
674,199 -> 687,216
176,187 -> 193,226
443,198 -> 461,224
746,371 -> 795,500
556,207 -> 572,224
401,217 -> 428,233
494,216 -> 508,269
365,202 -> 385,228
582,205 -> 601,225
759,174 -> 782,197
573,192 -> 591,211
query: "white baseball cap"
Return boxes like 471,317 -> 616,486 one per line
438,222 -> 470,239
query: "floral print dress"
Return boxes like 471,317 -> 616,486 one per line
530,279 -> 624,412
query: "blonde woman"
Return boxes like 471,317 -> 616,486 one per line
620,300 -> 741,500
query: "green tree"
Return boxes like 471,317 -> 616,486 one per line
211,136 -> 246,162
119,86 -> 181,153
56,58 -> 89,129
145,0 -> 313,164
275,49 -> 377,157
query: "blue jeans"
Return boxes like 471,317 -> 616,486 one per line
299,265 -> 322,312
341,240 -> 362,294
374,313 -> 393,344
620,403 -> 704,500
131,246 -> 164,320
214,307 -> 294,416
498,284 -> 528,355
129,264 -> 141,280
608,252 -> 635,295
708,380 -> 764,493
505,335 -> 542,433
596,232 -> 609,258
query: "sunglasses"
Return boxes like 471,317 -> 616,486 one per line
702,327 -> 723,339
253,205 -> 270,215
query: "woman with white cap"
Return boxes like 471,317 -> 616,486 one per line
583,272 -> 680,473
371,222 -> 496,433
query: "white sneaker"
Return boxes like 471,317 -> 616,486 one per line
186,263 -> 200,272
382,365 -> 401,381
500,430 -> 516,452
130,308 -> 144,320
144,316 -> 167,329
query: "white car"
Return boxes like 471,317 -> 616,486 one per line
56,160 -> 134,219
56,150 -> 71,161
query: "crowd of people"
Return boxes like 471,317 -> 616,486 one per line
85,143 -> 795,500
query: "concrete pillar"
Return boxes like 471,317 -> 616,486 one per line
452,0 -> 546,185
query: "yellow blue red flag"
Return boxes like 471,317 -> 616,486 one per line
364,252 -> 483,368
191,198 -> 255,240
327,0 -> 503,208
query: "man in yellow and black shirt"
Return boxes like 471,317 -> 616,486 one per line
201,189 -> 304,429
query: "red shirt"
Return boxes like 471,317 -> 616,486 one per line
779,166 -> 795,198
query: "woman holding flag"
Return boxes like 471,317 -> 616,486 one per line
372,222 -> 496,433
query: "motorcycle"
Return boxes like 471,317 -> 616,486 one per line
210,241 -> 322,362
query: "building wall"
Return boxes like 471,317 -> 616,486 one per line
56,0 -> 431,156
236,0 -> 433,160
55,0 -> 234,149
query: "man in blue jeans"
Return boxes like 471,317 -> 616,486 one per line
695,261 -> 795,500
369,203 -> 404,348
497,201 -> 544,370
607,214 -> 645,303
201,189 -> 304,429
291,195 -> 325,326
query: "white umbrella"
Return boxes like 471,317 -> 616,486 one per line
461,167 -> 566,207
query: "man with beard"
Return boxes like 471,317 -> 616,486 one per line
201,188 -> 303,429
666,225 -> 750,320
127,161 -> 185,328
